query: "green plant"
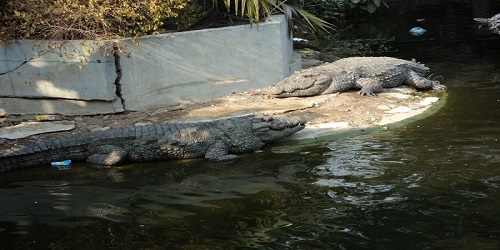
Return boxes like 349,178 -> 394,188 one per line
317,30 -> 394,61
352,0 -> 389,14
0,0 -> 201,40
213,0 -> 334,35
304,0 -> 389,20
304,0 -> 347,20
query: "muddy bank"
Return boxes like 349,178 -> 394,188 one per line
0,86 -> 445,153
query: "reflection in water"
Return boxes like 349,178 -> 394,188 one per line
0,157 -> 318,248
0,94 -> 499,249
312,140 -> 404,206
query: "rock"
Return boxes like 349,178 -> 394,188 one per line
0,121 -> 75,139
87,125 -> 110,132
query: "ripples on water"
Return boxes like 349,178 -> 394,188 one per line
285,103 -> 500,248
4,89 -> 497,249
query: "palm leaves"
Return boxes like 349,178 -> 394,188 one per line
213,0 -> 333,35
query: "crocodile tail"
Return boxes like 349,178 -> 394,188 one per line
1,151 -> 53,173
0,137 -> 88,173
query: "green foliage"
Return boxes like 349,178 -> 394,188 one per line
213,0 -> 334,35
318,37 -> 393,61
353,0 -> 390,14
304,0 -> 390,20
0,0 -> 202,40
217,0 -> 271,23
317,24 -> 395,60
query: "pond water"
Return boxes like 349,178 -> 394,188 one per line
1,4 -> 500,250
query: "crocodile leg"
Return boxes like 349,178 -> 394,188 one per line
205,142 -> 238,161
357,78 -> 384,96
404,71 -> 446,90
86,145 -> 128,169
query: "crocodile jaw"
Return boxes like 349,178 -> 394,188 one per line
251,116 -> 306,142
259,66 -> 334,98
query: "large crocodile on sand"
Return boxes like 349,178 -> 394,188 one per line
0,115 -> 305,173
260,57 -> 446,97
474,13 -> 500,35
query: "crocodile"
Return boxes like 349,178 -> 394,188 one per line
474,13 -> 500,35
260,57 -> 446,97
0,115 -> 305,172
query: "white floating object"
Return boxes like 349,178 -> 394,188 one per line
409,27 -> 427,36
292,37 -> 308,42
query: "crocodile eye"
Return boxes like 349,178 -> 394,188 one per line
258,116 -> 273,122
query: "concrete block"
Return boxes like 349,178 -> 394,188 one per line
0,40 -> 117,100
119,15 -> 295,110
0,121 -> 76,139
0,97 -> 124,116
0,15 -> 298,115
290,52 -> 302,73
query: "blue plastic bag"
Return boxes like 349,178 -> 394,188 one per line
409,27 -> 427,36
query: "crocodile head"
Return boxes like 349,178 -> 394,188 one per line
251,115 -> 306,142
212,115 -> 306,154
259,67 -> 333,98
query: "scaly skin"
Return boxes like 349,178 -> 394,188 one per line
474,13 -> 500,35
261,57 -> 446,97
0,115 -> 306,172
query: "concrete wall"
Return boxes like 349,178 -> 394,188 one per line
0,15 -> 300,116
0,40 -> 123,115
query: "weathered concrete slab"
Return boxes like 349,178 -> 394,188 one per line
0,121 -> 75,139
0,15 -> 297,115
0,40 -> 117,100
119,15 -> 297,110
0,97 -> 124,116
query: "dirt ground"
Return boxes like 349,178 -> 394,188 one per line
0,86 -> 445,153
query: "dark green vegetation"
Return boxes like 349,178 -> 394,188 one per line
0,0 -> 334,41
298,0 -> 393,58
215,0 -> 333,35
0,0 -> 202,40
304,0 -> 389,21
0,0 -> 394,42
0,0 -> 396,57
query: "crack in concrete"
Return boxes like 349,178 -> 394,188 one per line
0,44 -> 58,76
0,60 -> 29,76
112,45 -> 126,110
